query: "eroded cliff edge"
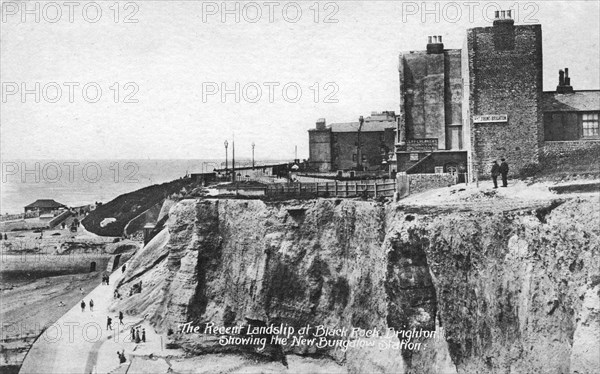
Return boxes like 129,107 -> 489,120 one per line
113,195 -> 599,373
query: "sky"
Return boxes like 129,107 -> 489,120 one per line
1,0 -> 599,161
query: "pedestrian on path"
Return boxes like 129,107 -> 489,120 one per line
500,158 -> 509,187
89,299 -> 94,312
130,327 -> 135,341
135,328 -> 140,343
107,317 -> 113,330
491,161 -> 500,189
80,300 -> 86,312
117,350 -> 126,364
122,264 -> 126,273
119,311 -> 124,325
142,328 -> 146,343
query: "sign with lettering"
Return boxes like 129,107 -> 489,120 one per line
473,114 -> 508,123
406,139 -> 438,152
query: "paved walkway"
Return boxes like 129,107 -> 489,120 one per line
19,268 -> 161,374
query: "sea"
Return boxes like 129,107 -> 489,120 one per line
0,159 -> 244,215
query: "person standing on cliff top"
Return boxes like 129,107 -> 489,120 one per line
500,158 -> 509,187
491,161 -> 500,189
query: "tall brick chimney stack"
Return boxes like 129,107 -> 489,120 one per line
493,9 -> 514,26
492,9 -> 515,50
426,35 -> 444,54
556,68 -> 574,94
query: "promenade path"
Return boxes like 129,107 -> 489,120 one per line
18,268 -> 162,374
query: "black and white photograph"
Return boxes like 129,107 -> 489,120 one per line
1,1 -> 599,373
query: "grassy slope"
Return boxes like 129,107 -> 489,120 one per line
82,178 -> 194,237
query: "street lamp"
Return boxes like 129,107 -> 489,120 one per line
251,142 -> 255,169
357,115 -> 364,171
224,140 -> 229,172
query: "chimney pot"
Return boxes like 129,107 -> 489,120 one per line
428,36 -> 432,44
501,10 -> 506,19
438,35 -> 443,43
565,68 -> 569,78
507,10 -> 512,19
495,10 -> 499,19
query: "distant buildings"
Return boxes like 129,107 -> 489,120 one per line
308,111 -> 397,172
24,199 -> 66,214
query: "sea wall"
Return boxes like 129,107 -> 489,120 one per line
113,196 -> 599,373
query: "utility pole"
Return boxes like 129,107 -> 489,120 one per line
356,115 -> 364,171
232,137 -> 236,183
224,140 -> 229,172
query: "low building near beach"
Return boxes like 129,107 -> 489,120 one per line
24,199 -> 67,214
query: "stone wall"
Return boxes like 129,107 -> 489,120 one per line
543,140 -> 600,156
467,23 -> 543,177
407,173 -> 457,195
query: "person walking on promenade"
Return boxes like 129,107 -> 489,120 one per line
491,161 -> 500,189
117,350 -> 126,364
130,327 -> 135,341
135,328 -> 141,343
500,158 -> 509,187
142,328 -> 146,343
107,316 -> 113,330
80,300 -> 86,312
89,299 -> 94,312
119,311 -> 124,325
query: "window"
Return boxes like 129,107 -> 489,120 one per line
583,113 -> 599,137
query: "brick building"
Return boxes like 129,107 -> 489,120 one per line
396,35 -> 467,176
308,111 -> 397,172
543,70 -> 600,153
397,10 -> 599,179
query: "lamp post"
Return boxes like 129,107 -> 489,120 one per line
251,142 -> 255,169
224,140 -> 229,173
356,115 -> 364,171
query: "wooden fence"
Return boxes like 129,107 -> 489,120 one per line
264,180 -> 396,198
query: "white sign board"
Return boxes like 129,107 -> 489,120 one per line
473,114 -> 508,123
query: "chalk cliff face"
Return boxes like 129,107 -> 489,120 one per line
115,196 -> 599,374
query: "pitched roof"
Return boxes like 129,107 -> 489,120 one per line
543,90 -> 600,112
24,199 -> 66,209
